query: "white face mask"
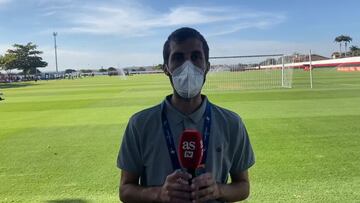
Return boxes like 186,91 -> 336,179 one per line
170,60 -> 205,99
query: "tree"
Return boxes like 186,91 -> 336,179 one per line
349,45 -> 360,56
153,64 -> 163,70
335,35 -> 352,57
342,35 -> 352,56
65,69 -> 77,74
331,52 -> 341,59
108,67 -> 117,72
0,53 -> 17,72
99,68 -> 107,72
1,42 -> 47,77
0,55 -> 4,70
138,67 -> 146,71
28,68 -> 42,74
334,36 -> 343,56
80,69 -> 93,73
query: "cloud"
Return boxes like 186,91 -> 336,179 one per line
0,0 -> 10,3
0,0 -> 11,6
41,2 -> 286,37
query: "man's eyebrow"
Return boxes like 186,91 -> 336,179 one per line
191,50 -> 202,55
171,52 -> 184,57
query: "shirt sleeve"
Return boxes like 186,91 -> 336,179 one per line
117,117 -> 143,175
230,119 -> 255,173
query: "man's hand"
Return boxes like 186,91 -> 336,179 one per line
190,172 -> 221,203
159,170 -> 193,203
120,170 -> 250,203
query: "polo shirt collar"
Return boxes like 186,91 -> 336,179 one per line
164,95 -> 208,124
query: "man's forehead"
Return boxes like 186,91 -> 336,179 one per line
169,38 -> 203,53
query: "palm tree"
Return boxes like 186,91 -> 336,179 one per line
342,35 -> 352,56
350,45 -> 359,52
334,35 -> 353,57
349,45 -> 360,56
334,36 -> 343,56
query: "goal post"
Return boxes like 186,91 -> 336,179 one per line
203,54 -> 293,91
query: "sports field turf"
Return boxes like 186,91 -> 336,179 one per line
0,68 -> 359,202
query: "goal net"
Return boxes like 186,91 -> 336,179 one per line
203,54 -> 293,91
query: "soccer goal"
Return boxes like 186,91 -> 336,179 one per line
203,54 -> 293,91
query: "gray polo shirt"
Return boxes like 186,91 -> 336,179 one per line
117,95 -> 255,200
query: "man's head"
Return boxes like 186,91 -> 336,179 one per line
163,27 -> 210,74
162,27 -> 210,99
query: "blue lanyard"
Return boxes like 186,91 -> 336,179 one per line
161,99 -> 212,170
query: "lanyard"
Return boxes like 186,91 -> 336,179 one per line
161,99 -> 212,170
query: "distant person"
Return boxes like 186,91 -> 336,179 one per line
117,27 -> 255,203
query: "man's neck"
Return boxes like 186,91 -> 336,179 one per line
170,93 -> 203,115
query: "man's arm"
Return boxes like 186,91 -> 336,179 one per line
218,170 -> 250,201
191,170 -> 250,202
119,170 -> 192,203
120,170 -> 160,203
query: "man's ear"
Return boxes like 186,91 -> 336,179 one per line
205,61 -> 210,74
163,64 -> 171,76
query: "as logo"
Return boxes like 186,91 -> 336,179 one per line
182,141 -> 195,151
184,151 -> 193,158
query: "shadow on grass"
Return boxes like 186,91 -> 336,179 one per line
0,82 -> 40,89
46,199 -> 88,203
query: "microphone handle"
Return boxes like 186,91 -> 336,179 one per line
187,166 -> 206,180
187,167 -> 206,201
187,167 -> 206,183
187,169 -> 195,201
188,169 -> 195,185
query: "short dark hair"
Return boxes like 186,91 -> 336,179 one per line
163,27 -> 209,66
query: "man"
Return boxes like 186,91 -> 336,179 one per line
117,27 -> 255,203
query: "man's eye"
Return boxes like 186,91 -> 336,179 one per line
191,53 -> 202,61
173,54 -> 183,61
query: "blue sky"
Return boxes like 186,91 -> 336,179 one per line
1,0 -> 360,71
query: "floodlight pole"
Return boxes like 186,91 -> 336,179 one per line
53,32 -> 59,73
281,55 -> 285,87
309,50 -> 313,89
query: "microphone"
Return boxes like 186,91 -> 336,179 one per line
178,129 -> 204,178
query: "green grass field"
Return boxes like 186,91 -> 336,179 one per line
1,68 -> 360,202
